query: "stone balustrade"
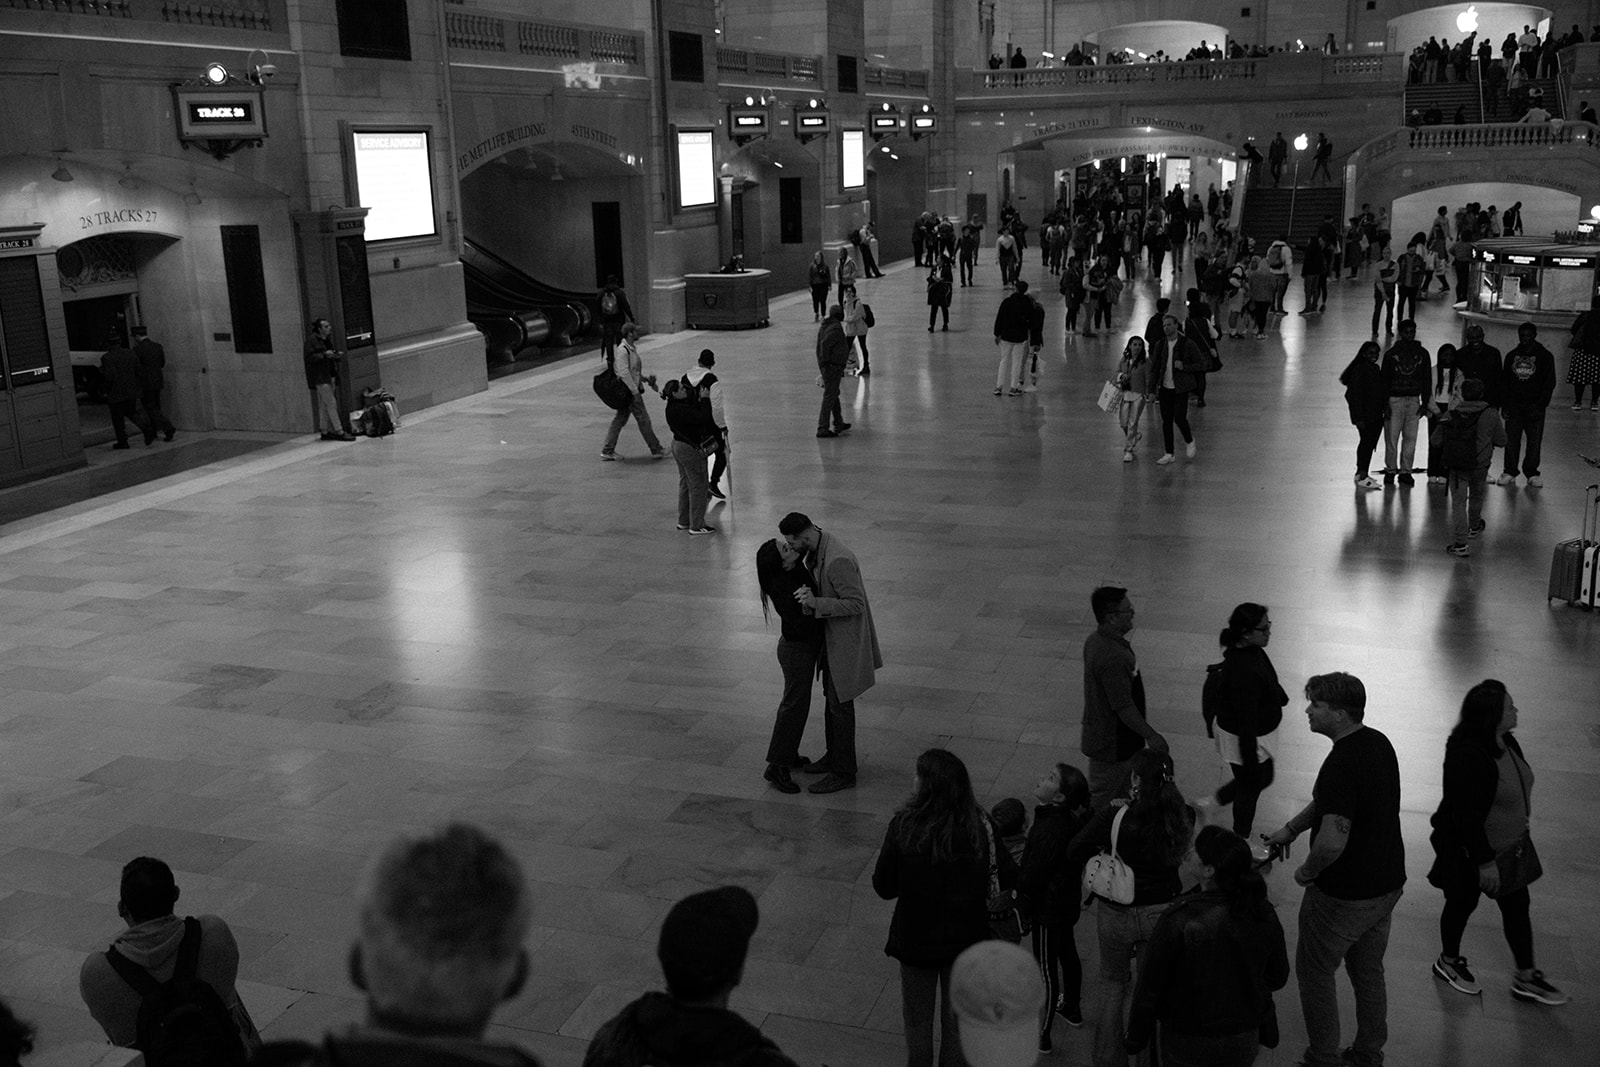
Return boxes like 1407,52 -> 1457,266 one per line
716,46 -> 822,85
963,51 -> 1407,97
443,9 -> 643,71
2,0 -> 274,30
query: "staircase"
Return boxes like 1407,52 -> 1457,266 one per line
1239,185 -> 1346,250
1404,80 -> 1483,123
1489,77 -> 1563,120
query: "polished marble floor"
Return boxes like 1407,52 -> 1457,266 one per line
0,244 -> 1596,1067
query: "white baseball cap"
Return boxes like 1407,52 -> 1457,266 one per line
950,940 -> 1045,1067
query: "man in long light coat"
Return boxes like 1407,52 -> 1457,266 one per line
779,511 -> 882,794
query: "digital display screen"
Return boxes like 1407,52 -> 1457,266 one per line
872,116 -> 898,129
735,115 -> 764,127
351,131 -> 438,242
189,102 -> 252,123
799,114 -> 827,128
841,129 -> 865,189
912,115 -> 936,130
676,130 -> 715,208
173,87 -> 266,140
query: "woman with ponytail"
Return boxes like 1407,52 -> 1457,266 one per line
1066,749 -> 1195,1067
1199,603 -> 1287,836
1126,826 -> 1289,1066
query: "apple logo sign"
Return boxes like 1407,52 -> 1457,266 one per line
1457,5 -> 1479,34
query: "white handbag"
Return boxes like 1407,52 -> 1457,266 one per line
1097,380 -> 1124,412
1081,805 -> 1136,905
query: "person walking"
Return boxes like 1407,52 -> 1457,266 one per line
1116,336 -> 1151,463
815,306 -> 852,438
1300,236 -> 1326,315
1565,297 -> 1600,410
927,253 -> 953,332
100,331 -> 154,449
993,280 -> 1036,396
683,348 -> 729,496
1370,246 -> 1398,336
1080,586 -> 1167,811
1060,257 -> 1086,337
1426,680 -> 1569,1006
1396,242 -> 1428,323
1183,288 -> 1218,408
1125,826 -> 1290,1067
597,275 -> 634,364
1087,255 -> 1115,335
599,325 -> 665,461
303,318 -> 354,442
958,218 -> 981,286
1199,603 -> 1286,837
1341,341 -> 1387,490
757,536 -> 824,794
1149,313 -> 1200,465
808,251 -> 832,321
1311,132 -> 1334,184
1018,762 -> 1092,1051
131,327 -> 176,442
842,285 -> 873,376
835,246 -> 857,308
781,511 -> 881,794
662,378 -> 719,535
1380,321 -> 1433,486
996,227 -> 1019,287
1263,672 -> 1405,1067
912,214 -> 929,268
1497,322 -> 1556,487
1267,132 -> 1288,186
1066,750 -> 1195,1067
873,749 -> 1016,1067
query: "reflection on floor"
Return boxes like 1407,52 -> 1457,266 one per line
0,251 -> 1595,1067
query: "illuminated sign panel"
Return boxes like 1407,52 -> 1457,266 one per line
871,115 -> 899,131
351,130 -> 438,242
1505,254 -> 1537,265
676,129 -> 716,208
911,115 -> 937,132
841,129 -> 865,188
173,86 -> 267,140
729,106 -> 769,136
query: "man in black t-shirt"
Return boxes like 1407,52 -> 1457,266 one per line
1264,672 -> 1403,1067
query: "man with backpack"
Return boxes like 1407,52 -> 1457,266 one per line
684,349 -> 729,498
1264,236 -> 1292,314
1436,378 -> 1506,557
597,274 -> 634,363
79,856 -> 258,1065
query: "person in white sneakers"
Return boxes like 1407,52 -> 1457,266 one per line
1148,314 -> 1200,465
1116,337 -> 1152,462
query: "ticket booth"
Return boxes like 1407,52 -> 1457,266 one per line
0,224 -> 86,487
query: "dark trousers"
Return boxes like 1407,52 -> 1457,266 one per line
810,284 -> 830,318
1032,922 -> 1082,1038
1092,299 -> 1112,329
765,637 -> 821,767
818,369 -> 844,431
709,435 -> 727,487
1065,299 -> 1082,331
1356,418 -> 1384,478
1425,408 -> 1449,477
1157,387 -> 1193,454
959,252 -> 975,285
141,388 -> 176,438
928,304 -> 948,329
108,399 -> 150,446
1215,751 -> 1275,836
1454,261 -> 1471,301
861,245 -> 882,277
853,335 -> 870,371
1502,402 -> 1546,477
912,239 -> 925,267
900,962 -> 960,1067
818,648 -> 857,776
1440,883 -> 1533,970
1251,299 -> 1271,332
600,319 -> 624,361
1397,284 -> 1419,322
1193,367 -> 1209,402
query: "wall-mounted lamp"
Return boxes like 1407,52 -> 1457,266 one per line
118,164 -> 139,190
51,157 -> 73,182
184,181 -> 202,206
204,62 -> 229,85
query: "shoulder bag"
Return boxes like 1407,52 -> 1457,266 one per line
1492,753 -> 1542,896
982,816 -> 1024,943
1081,805 -> 1135,905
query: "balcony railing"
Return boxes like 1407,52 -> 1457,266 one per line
444,10 -> 642,69
1405,120 -> 1598,150
716,46 -> 820,85
864,65 -> 930,92
2,0 -> 275,30
964,52 -> 1406,96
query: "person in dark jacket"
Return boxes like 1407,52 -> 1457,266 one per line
303,318 -> 355,442
1497,321 -> 1556,487
1426,681 -> 1567,1006
757,537 -> 823,793
874,749 -> 1017,1067
807,251 -> 832,321
815,306 -> 852,438
597,275 -> 634,364
99,331 -> 155,449
1019,762 -> 1092,1053
1148,314 -> 1200,464
1125,827 -> 1290,1064
1457,324 -> 1503,408
927,253 -> 954,332
1341,341 -> 1387,488
1183,289 -> 1217,408
1199,603 -> 1287,837
583,887 -> 800,1067
993,280 -> 1036,396
1437,378 -> 1507,557
1380,321 -> 1433,485
131,327 -> 176,442
662,378 -> 718,534
1067,749 -> 1195,1067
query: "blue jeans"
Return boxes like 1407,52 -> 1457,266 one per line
1296,885 -> 1402,1067
1383,396 -> 1420,476
1094,900 -> 1169,1067
671,439 -> 708,528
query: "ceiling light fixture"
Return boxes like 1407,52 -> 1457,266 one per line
51,157 -> 73,182
118,164 -> 139,190
183,181 -> 202,206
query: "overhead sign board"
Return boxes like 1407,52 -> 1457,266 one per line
173,86 -> 267,140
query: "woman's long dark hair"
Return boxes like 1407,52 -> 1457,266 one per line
1451,679 -> 1509,755
1124,750 -> 1193,866
1195,825 -> 1271,920
1122,336 -> 1148,366
1219,602 -> 1268,648
895,749 -> 984,862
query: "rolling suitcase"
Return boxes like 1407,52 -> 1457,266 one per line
1548,484 -> 1600,605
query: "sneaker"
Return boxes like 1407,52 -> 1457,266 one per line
707,485 -> 726,500
1446,542 -> 1471,557
1356,476 -> 1382,490
1575,403 -> 1586,411
1123,449 -> 1135,463
1024,384 -> 1037,393
676,524 -> 690,531
1527,476 -> 1543,488
1497,473 -> 1516,486
835,422 -> 851,432
651,449 -> 667,459
1592,402 -> 1598,411
1428,475 -> 1446,484
1469,519 -> 1486,537
688,526 -> 717,535
1008,387 -> 1023,396
600,452 -> 617,461
994,387 -> 1003,396
1398,473 -> 1414,487
1054,998 -> 1083,1028
1185,440 -> 1197,459
1255,332 -> 1266,339
1156,453 -> 1176,465
1512,971 -> 1569,1006
1038,1033 -> 1053,1055
1433,955 -> 1482,996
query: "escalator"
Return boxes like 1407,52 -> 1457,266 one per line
461,238 -> 598,363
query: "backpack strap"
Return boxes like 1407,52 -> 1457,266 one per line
104,946 -> 162,999
174,916 -> 203,982
105,917 -> 203,995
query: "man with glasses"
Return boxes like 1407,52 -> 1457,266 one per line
1081,586 -> 1168,810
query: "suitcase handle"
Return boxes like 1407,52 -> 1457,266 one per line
1588,485 -> 1600,546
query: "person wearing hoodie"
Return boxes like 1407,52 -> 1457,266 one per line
1018,762 -> 1092,1053
1497,321 -> 1556,487
1438,378 -> 1507,557
1380,320 -> 1433,485
684,349 -> 729,499
993,280 -> 1037,396
79,856 -> 259,1057
1199,603 -> 1288,837
584,887 -> 798,1067
1340,341 -> 1387,489
597,275 -> 635,364
1264,235 -> 1292,314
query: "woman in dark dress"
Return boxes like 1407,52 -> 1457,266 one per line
757,537 -> 823,794
874,749 -> 1017,1067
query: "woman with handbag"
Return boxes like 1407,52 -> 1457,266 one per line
1125,827 -> 1289,1067
842,285 -> 872,375
1067,750 -> 1195,1067
1116,337 -> 1152,463
874,749 -> 1018,1067
1426,680 -> 1568,1005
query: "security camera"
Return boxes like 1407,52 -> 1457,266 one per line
253,63 -> 277,83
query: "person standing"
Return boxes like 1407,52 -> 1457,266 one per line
1060,257 -> 1086,336
993,280 -> 1035,396
1149,314 -> 1200,465
859,221 -> 885,278
684,349 -> 729,497
304,318 -> 354,442
842,285 -> 872,376
1426,680 -> 1569,1006
1497,322 -> 1556,487
758,537 -> 824,794
1081,586 -> 1167,811
1263,672 -> 1405,1067
599,325 -> 665,461
1267,132 -> 1288,186
1395,242 -> 1427,322
996,227 -> 1019,287
1264,235 -> 1292,315
1567,297 -> 1600,410
100,331 -> 154,449
808,251 -> 832,321
131,327 -> 176,443
815,306 -> 852,438
927,253 -> 953,332
782,511 -> 881,794
1300,235 -> 1326,315
1340,341 -> 1387,491
912,214 -> 928,267
1018,762 -> 1092,1050
958,218 -> 981,287
597,275 -> 634,364
1438,378 -> 1505,557
661,378 -> 718,535
1458,323 -> 1503,408
1246,255 -> 1276,339
1380,320 -> 1433,486
835,246 -> 857,308
1183,288 -> 1218,408
1311,132 -> 1334,184
1199,603 -> 1287,837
